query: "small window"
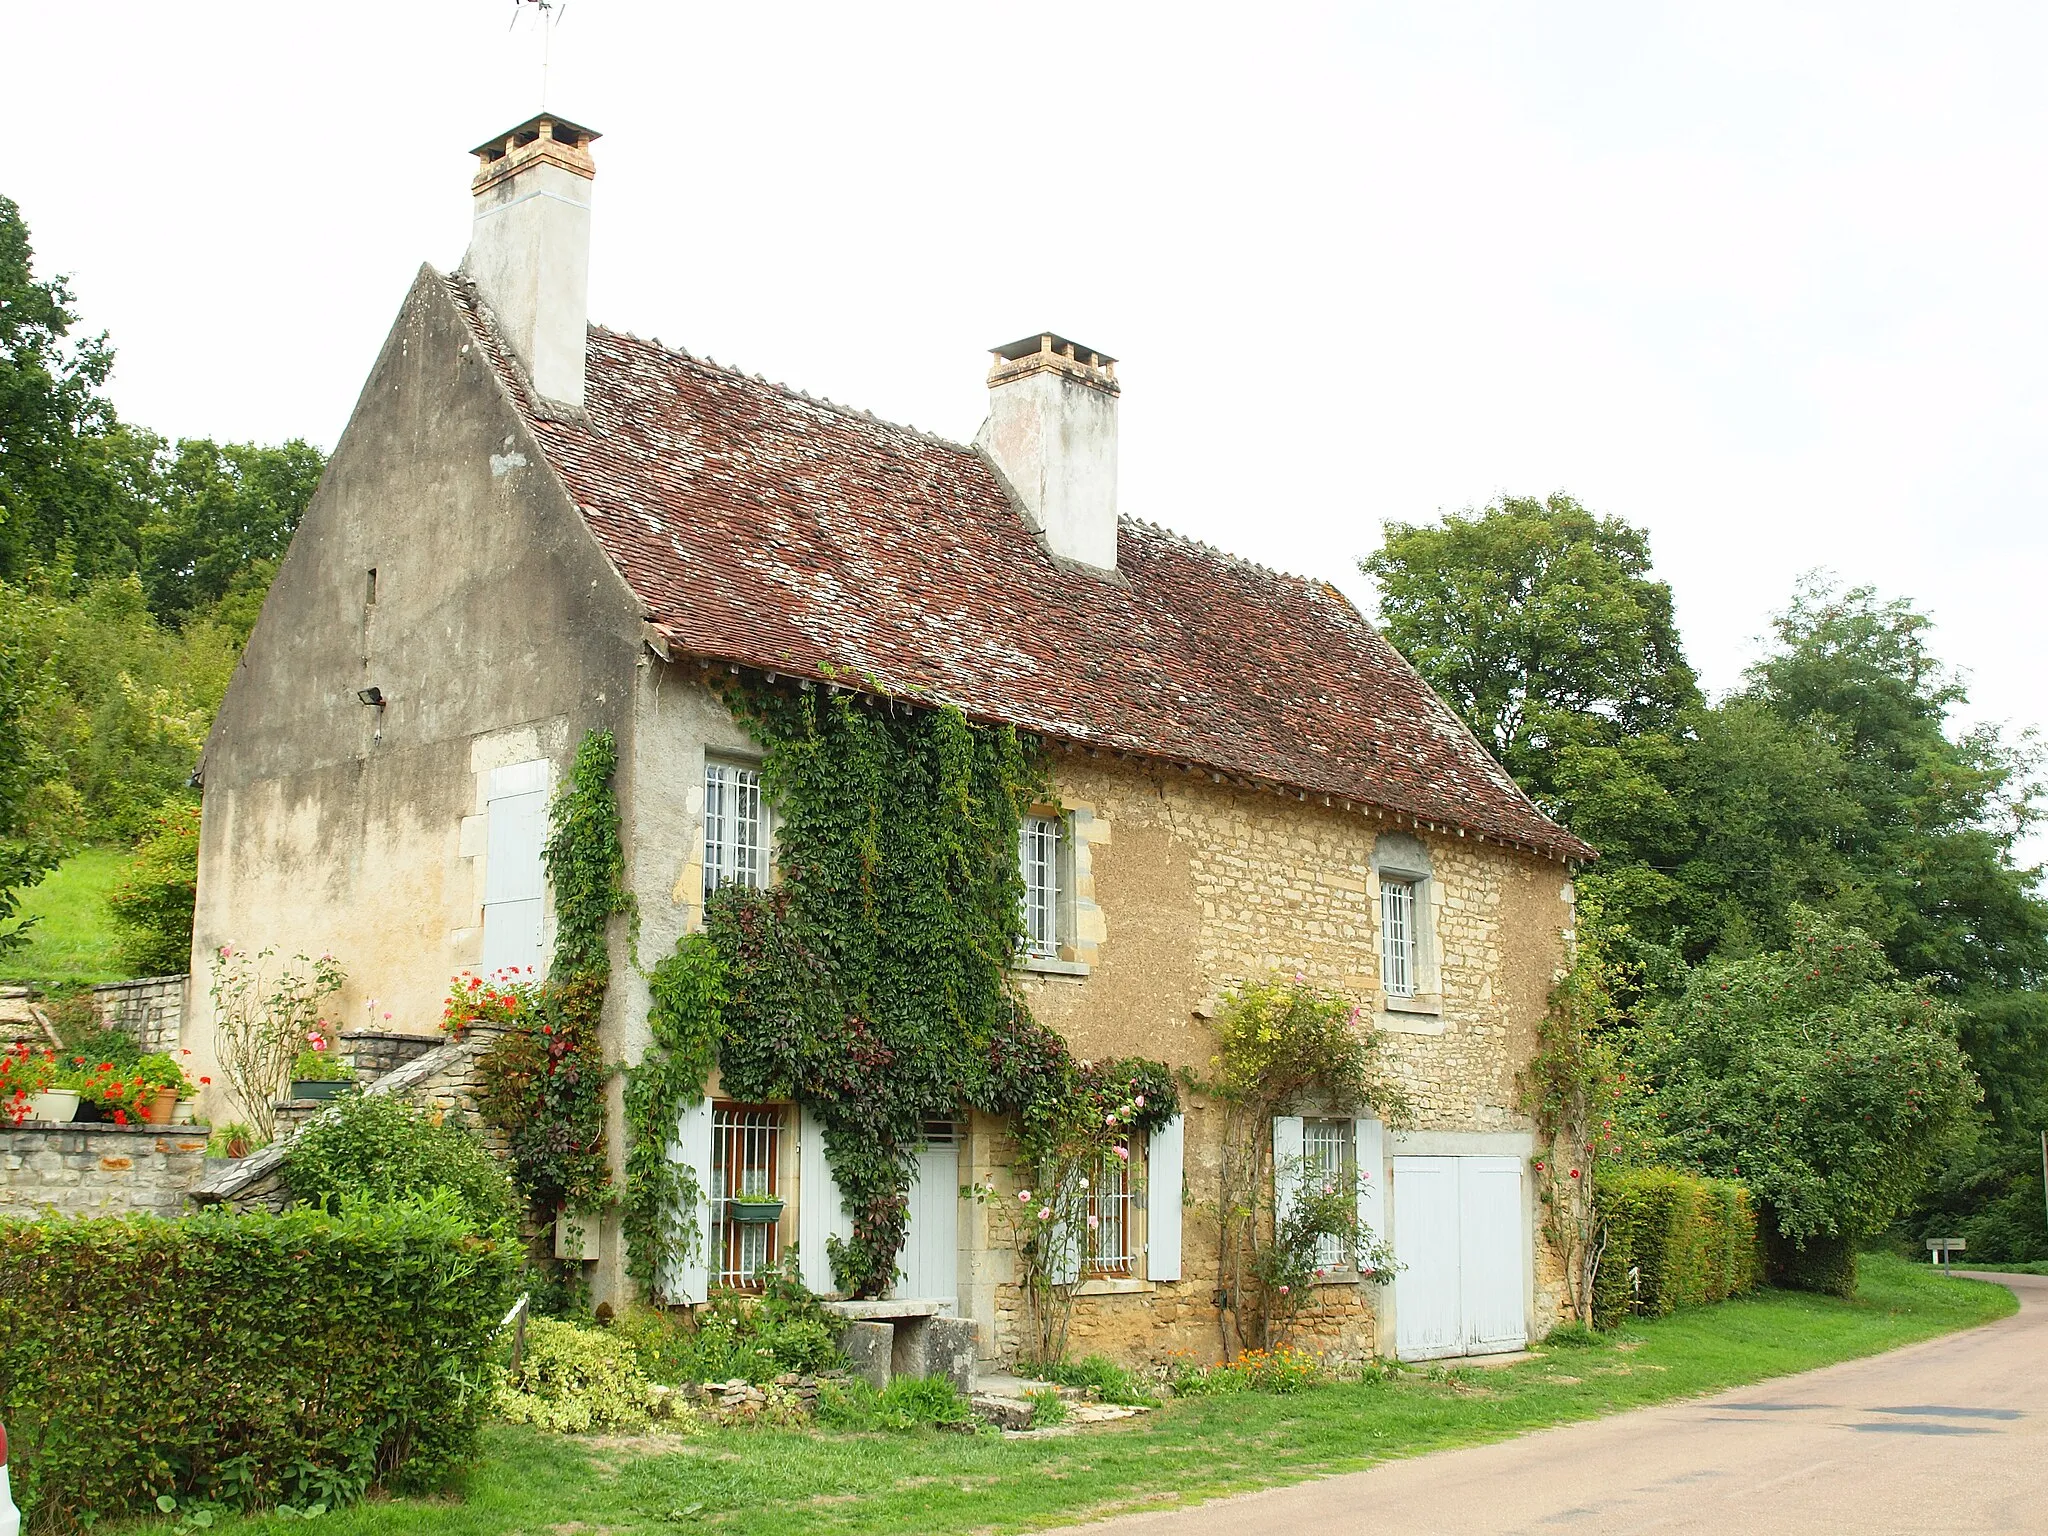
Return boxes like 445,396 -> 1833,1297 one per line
711,1102 -> 785,1289
1301,1118 -> 1356,1270
1020,813 -> 1063,959
704,761 -> 769,899
1380,877 -> 1418,997
1085,1142 -> 1135,1276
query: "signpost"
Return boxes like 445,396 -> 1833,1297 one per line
1926,1237 -> 1967,1269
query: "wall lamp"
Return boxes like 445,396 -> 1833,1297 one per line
357,686 -> 386,707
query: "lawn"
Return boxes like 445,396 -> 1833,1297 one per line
202,1254 -> 2014,1536
2,848 -> 133,987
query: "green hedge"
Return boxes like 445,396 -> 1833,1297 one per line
1594,1167 -> 1762,1329
0,1196 -> 519,1530
1759,1209 -> 1858,1297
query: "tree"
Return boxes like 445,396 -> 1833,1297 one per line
0,195 -> 156,583
1631,910 -> 1977,1289
0,598 -> 56,955
1362,493 -> 1699,800
106,800 -> 200,975
140,437 -> 325,633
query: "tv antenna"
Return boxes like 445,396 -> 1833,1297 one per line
509,0 -> 569,108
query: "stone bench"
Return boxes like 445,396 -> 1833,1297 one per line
824,1299 -> 977,1393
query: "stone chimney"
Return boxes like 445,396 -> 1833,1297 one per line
976,333 -> 1120,573
463,113 -> 600,410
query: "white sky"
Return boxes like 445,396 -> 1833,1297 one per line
7,2 -> 2044,857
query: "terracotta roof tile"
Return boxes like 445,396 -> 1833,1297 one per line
447,277 -> 1591,862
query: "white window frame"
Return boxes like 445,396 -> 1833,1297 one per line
1019,812 -> 1064,960
704,759 -> 770,900
710,1102 -> 786,1290
1085,1143 -> 1136,1276
1380,876 -> 1419,998
1301,1117 -> 1357,1271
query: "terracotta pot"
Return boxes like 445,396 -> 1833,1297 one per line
143,1087 -> 179,1125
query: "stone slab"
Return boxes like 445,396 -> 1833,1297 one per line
839,1320 -> 893,1391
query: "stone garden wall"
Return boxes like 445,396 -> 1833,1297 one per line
1,1122 -> 211,1219
92,975 -> 189,1054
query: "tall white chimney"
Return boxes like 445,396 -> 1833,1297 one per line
976,333 -> 1120,573
463,114 -> 599,411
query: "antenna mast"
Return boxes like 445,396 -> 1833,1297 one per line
509,0 -> 569,108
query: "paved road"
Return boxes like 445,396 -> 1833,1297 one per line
1056,1272 -> 2046,1535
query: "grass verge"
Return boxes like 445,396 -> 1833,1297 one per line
198,1254 -> 2014,1536
2,847 -> 132,986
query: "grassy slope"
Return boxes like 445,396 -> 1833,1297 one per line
3,848 -> 131,987
205,1254 -> 2015,1536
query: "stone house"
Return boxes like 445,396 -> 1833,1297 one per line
187,112 -> 1592,1366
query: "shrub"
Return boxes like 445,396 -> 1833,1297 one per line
1635,911 -> 1976,1250
1168,1343 -> 1328,1397
613,1256 -> 845,1384
0,1196 -> 518,1529
1024,1388 -> 1069,1427
106,799 -> 199,976
279,1092 -> 519,1236
1593,1166 -> 1763,1328
1041,1354 -> 1158,1406
1759,1216 -> 1858,1298
814,1375 -> 973,1431
495,1318 -> 653,1433
52,1021 -> 140,1071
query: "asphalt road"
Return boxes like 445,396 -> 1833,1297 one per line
1056,1271 -> 2046,1536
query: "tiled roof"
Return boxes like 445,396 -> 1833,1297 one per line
447,277 -> 1590,862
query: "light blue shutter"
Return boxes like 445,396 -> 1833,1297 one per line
1146,1114 -> 1185,1282
669,1097 -> 715,1304
1354,1116 -> 1386,1272
798,1105 -> 853,1295
1049,1167 -> 1083,1286
1273,1116 -> 1305,1233
481,760 -> 549,977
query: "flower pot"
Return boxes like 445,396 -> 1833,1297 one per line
29,1089 -> 80,1124
144,1088 -> 179,1125
172,1097 -> 198,1124
290,1078 -> 355,1102
72,1099 -> 105,1123
554,1210 -> 600,1262
727,1197 -> 785,1225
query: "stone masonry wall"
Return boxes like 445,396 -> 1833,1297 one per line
976,752 -> 1575,1366
93,975 -> 188,1055
2,1123 -> 211,1219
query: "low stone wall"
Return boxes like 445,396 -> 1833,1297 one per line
340,1029 -> 442,1084
1,1122 -> 211,1219
92,975 -> 188,1054
189,1025 -> 504,1214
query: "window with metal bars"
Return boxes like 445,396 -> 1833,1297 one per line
1380,876 -> 1418,997
711,1103 -> 785,1289
1019,813 -> 1062,959
1085,1143 -> 1135,1275
704,761 -> 768,900
1301,1118 -> 1356,1270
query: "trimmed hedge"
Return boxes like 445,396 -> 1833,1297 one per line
0,1196 -> 518,1530
1759,1209 -> 1858,1297
1593,1167 -> 1762,1329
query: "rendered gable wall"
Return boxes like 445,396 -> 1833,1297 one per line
188,268 -> 644,1128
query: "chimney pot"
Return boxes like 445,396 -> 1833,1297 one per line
461,113 -> 601,410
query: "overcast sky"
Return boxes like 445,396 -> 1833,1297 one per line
7,3 -> 2043,855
